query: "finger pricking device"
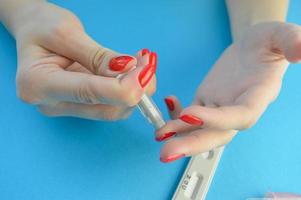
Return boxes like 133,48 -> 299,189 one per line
172,147 -> 224,200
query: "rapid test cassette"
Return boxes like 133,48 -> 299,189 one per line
172,147 -> 224,200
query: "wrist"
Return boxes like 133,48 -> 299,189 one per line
226,0 -> 288,41
230,18 -> 286,42
0,0 -> 46,37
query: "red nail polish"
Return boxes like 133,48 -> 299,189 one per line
164,98 -> 175,111
141,48 -> 150,56
149,52 -> 157,73
109,56 -> 134,71
180,114 -> 204,125
155,132 -> 176,142
138,64 -> 155,88
160,154 -> 185,163
149,52 -> 157,67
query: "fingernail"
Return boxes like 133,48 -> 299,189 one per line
164,97 -> 175,111
109,56 -> 134,71
155,131 -> 176,142
138,52 -> 157,88
138,64 -> 155,88
160,154 -> 185,163
180,114 -> 204,125
141,48 -> 150,56
149,52 -> 157,69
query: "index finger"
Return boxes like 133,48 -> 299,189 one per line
30,56 -> 156,106
160,129 -> 237,163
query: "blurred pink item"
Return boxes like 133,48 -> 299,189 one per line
266,192 -> 301,199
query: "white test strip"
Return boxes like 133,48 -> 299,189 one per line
172,147 -> 224,200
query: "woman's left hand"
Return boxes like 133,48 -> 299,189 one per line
156,22 -> 301,163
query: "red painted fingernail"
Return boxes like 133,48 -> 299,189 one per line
160,154 -> 185,163
180,114 -> 204,125
164,97 -> 175,111
138,64 -> 155,88
109,56 -> 134,71
141,48 -> 150,56
138,52 -> 157,88
155,131 -> 176,142
149,52 -> 157,67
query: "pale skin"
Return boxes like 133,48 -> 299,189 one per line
0,0 -> 156,121
157,0 -> 301,162
1,1 -> 300,163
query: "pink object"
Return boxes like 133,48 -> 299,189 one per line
265,192 -> 301,199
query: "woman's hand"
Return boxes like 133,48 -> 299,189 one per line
13,2 -> 156,120
156,22 -> 301,163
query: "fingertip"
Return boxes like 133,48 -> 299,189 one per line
164,95 -> 182,119
164,97 -> 175,112
178,105 -> 208,126
179,114 -> 204,126
136,48 -> 150,57
149,52 -> 157,69
160,153 -> 185,163
159,139 -> 186,163
108,55 -> 136,71
276,23 -> 301,63
105,55 -> 137,78
154,120 -> 178,142
141,48 -> 150,56
155,131 -> 176,142
136,48 -> 150,67
286,40 -> 301,63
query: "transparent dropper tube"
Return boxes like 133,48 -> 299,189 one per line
117,72 -> 165,130
137,93 -> 166,129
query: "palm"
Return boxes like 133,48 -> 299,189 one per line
196,40 -> 288,108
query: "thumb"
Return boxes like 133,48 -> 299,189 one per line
45,31 -> 137,77
272,22 -> 301,63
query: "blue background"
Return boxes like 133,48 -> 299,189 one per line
0,0 -> 300,199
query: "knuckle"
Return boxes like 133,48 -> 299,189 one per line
16,88 -> 35,104
97,108 -> 123,121
106,112 -> 122,121
37,106 -> 57,117
51,13 -> 82,36
181,105 -> 200,116
74,78 -> 99,104
89,47 -> 108,74
120,109 -> 133,120
42,12 -> 84,46
50,23 -> 72,41
16,71 -> 41,104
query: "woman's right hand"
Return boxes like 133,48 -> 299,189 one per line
13,2 -> 156,120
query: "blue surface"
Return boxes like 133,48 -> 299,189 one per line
0,1 -> 301,199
